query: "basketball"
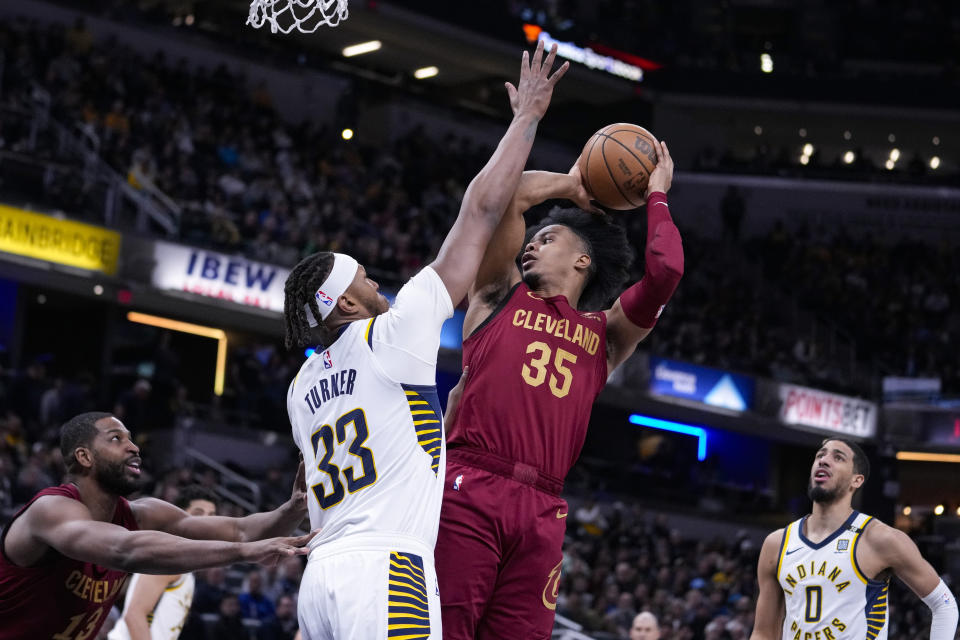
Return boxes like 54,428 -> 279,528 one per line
578,123 -> 659,210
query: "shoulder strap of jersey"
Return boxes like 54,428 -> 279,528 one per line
364,317 -> 376,349
467,281 -> 523,340
776,519 -> 798,579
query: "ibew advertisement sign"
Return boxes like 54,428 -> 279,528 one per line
649,357 -> 754,411
152,241 -> 289,312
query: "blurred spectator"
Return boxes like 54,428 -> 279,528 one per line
629,611 -> 661,640
258,594 -> 299,640
210,594 -> 248,640
238,570 -> 276,622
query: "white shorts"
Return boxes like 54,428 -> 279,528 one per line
298,537 -> 442,640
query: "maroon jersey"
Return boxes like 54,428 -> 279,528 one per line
0,484 -> 138,640
448,282 -> 608,479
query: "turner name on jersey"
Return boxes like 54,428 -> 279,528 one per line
287,267 -> 454,552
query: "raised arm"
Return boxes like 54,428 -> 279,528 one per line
750,530 -> 786,640
604,141 -> 683,372
869,523 -> 958,640
27,496 -> 313,575
135,461 -> 308,542
429,40 -> 568,308
462,167 -> 597,336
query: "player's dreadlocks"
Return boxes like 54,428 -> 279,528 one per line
525,208 -> 633,310
283,252 -> 335,349
61,411 -> 114,473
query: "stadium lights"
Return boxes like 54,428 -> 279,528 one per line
799,155 -> 810,165
760,53 -> 773,73
902,506 -> 912,516
888,133 -> 896,143
932,136 -> 940,146
934,505 -> 945,516
843,151 -> 855,164
93,284 -> 104,295
896,451 -> 960,463
889,148 -> 900,162
798,128 -> 807,138
802,143 -> 814,156
126,312 -> 227,396
930,156 -> 941,170
342,40 -> 382,57
341,128 -> 354,140
754,125 -> 763,135
884,159 -> 895,170
628,414 -> 708,461
414,66 -> 439,80
843,130 -> 852,140
956,506 -> 960,517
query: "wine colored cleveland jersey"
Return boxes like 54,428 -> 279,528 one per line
0,484 -> 138,640
448,282 -> 608,479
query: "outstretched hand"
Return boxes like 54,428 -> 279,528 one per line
645,140 -> 674,198
505,40 -> 570,121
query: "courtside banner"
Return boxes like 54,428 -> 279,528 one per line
648,357 -> 754,412
776,383 -> 877,438
0,204 -> 120,275
151,241 -> 289,312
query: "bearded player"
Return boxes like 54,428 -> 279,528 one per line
0,412 -> 314,640
282,42 -> 568,640
434,140 -> 683,639
751,438 -> 957,640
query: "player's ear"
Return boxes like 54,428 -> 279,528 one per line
851,473 -> 865,490
574,252 -> 592,272
74,446 -> 94,470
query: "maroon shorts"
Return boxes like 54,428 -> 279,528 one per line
435,448 -> 568,640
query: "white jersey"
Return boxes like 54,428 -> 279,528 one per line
107,573 -> 195,640
777,512 -> 889,640
288,266 -> 454,552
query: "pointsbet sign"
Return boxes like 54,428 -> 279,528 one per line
0,205 -> 120,274
777,383 -> 877,438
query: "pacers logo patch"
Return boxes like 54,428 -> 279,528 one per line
836,539 -> 849,551
542,560 -> 562,611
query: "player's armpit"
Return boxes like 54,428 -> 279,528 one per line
867,522 -> 942,598
603,299 -> 653,373
750,529 -> 787,640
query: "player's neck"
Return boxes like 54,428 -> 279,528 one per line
531,278 -> 582,308
70,475 -> 122,522
807,500 -> 855,540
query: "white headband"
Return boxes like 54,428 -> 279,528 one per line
305,253 -> 359,327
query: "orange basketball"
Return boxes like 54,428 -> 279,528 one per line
577,123 -> 659,210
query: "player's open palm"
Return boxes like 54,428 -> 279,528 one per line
505,40 -> 569,120
243,530 -> 318,567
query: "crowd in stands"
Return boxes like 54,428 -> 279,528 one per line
693,144 -> 955,186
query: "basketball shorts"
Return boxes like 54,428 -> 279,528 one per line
298,535 -> 442,640
435,448 -> 567,640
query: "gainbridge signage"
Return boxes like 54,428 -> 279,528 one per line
649,357 -> 754,412
776,383 -> 877,439
0,204 -> 120,275
151,241 -> 289,313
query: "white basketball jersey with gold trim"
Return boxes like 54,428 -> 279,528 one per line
107,573 -> 195,640
287,267 -> 453,552
777,511 -> 889,640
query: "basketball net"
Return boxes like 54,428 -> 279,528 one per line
247,0 -> 349,34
